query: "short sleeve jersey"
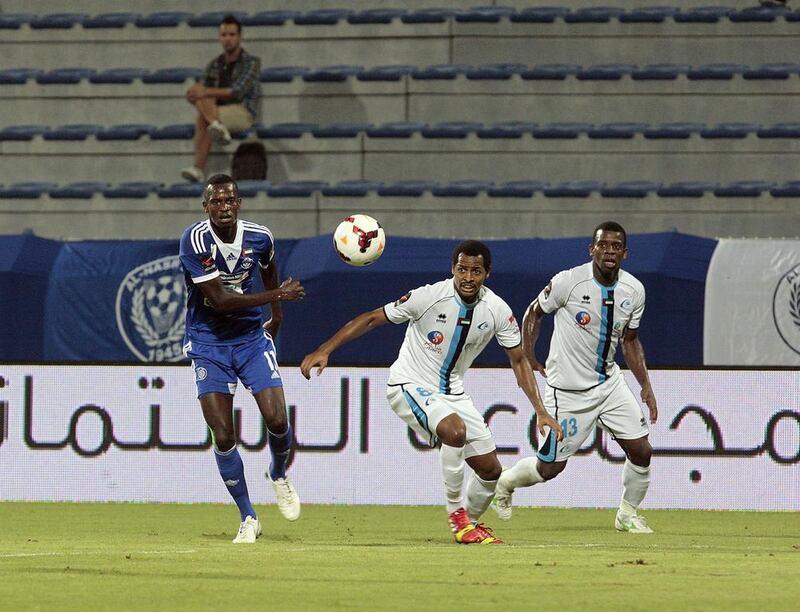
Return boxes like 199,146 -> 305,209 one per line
536,262 -> 645,391
179,219 -> 274,344
383,279 -> 521,395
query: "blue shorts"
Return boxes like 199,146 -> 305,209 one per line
184,332 -> 283,398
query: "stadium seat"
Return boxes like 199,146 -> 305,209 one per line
134,12 -> 191,28
42,124 -> 101,140
302,65 -> 363,82
256,123 -> 317,138
743,63 -> 800,80
632,64 -> 691,80
142,68 -> 202,83
577,64 -> 636,80
259,66 -> 309,82
657,181 -> 719,197
102,182 -> 161,198
357,65 -> 415,81
30,14 -> 87,29
82,13 -> 139,28
521,64 -> 581,80
158,183 -> 205,198
96,124 -> 155,140
0,182 -> 57,199
432,181 -> 492,197
266,181 -> 327,197
700,123 -> 758,138
466,63 -> 527,80
643,123 -> 704,139
588,123 -> 646,139
477,121 -> 537,138
543,181 -> 604,197
619,7 -> 679,23
769,181 -> 800,197
0,14 -> 33,29
49,182 -> 109,198
150,124 -> 194,140
509,7 -> 568,22
377,181 -> 437,196
0,69 -> 41,85
321,180 -> 384,196
601,181 -> 662,198
89,68 -> 149,84
366,122 -> 425,138
757,123 -> 800,138
0,125 -> 49,141
533,123 -> 592,139
487,181 -> 548,197
564,7 -> 625,23
411,64 -> 470,80
421,122 -> 481,138
36,68 -> 95,85
713,181 -> 773,197
455,7 -> 516,23
241,11 -> 299,26
729,7 -> 788,22
294,9 -> 353,25
187,11 -> 248,27
401,8 -> 455,23
688,63 -> 746,80
235,180 -> 271,197
348,9 -> 406,24
312,123 -> 371,138
674,7 -> 733,23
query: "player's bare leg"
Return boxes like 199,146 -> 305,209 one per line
615,436 -> 653,533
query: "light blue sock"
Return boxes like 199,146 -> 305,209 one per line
214,446 -> 256,521
268,424 -> 292,481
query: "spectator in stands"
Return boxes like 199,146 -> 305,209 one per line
181,15 -> 261,183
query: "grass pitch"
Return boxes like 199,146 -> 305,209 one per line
0,503 -> 797,611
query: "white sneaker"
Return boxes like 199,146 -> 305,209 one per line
180,166 -> 204,183
268,474 -> 301,521
209,120 -> 232,145
615,511 -> 653,533
232,516 -> 262,544
491,483 -> 513,521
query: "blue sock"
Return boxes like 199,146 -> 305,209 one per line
213,446 -> 256,521
268,424 -> 293,481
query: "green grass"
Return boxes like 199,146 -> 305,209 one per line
0,503 -> 798,611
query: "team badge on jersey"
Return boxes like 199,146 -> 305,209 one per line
575,311 -> 591,327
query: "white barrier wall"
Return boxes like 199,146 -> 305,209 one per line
0,366 -> 797,510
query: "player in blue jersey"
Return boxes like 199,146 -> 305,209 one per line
179,173 -> 305,544
492,221 -> 659,533
300,240 -> 563,544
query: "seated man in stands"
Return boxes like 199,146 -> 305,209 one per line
181,14 -> 261,183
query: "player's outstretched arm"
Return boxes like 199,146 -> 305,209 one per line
197,276 -> 304,313
621,327 -> 658,423
522,300 -> 547,376
505,345 -> 564,441
260,260 -> 283,337
300,307 -> 388,379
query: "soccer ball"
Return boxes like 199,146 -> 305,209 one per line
333,214 -> 386,266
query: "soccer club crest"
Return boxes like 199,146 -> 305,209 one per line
773,263 -> 800,356
116,255 -> 187,362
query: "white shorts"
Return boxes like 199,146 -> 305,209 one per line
386,383 -> 496,459
537,373 -> 649,463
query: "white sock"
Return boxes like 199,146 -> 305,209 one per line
439,444 -> 465,513
465,473 -> 497,520
620,460 -> 651,515
498,457 -> 545,493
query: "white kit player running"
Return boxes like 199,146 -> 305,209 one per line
492,221 -> 659,533
300,240 -> 563,544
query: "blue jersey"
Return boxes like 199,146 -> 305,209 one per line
179,218 -> 275,345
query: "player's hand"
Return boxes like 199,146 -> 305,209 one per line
300,350 -> 328,380
529,359 -> 547,377
278,277 -> 305,301
537,413 -> 564,441
186,83 -> 204,102
262,317 -> 281,337
641,385 -> 658,424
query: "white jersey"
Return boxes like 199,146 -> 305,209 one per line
384,279 -> 521,395
537,262 -> 645,391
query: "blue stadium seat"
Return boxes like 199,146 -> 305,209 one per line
49,182 -> 109,198
259,66 -> 309,82
487,181 -> 548,197
377,181 -> 437,196
588,123 -> 646,139
521,64 -> 581,80
411,64 -> 470,80
466,63 -> 526,80
0,69 -> 41,85
235,180 -> 271,198
729,7 -> 788,22
632,64 -> 691,80
674,7 -> 733,23
357,65 -> 415,81
0,125 -> 49,141
312,123 -> 371,138
643,123 -> 704,139
421,122 -> 481,138
102,182 -> 161,198
0,182 -> 57,199
187,11 -> 247,27
401,8 -> 455,24
543,181 -> 604,197
90,68 -> 149,84
657,182 -> 718,197
0,14 -> 33,29
36,68 -> 95,84
348,9 -> 407,24
577,64 -> 635,80
158,183 -> 205,198
477,121 -> 537,138
510,7 -> 568,22
322,180 -> 384,196
743,63 -> 800,80
30,14 -> 87,29
714,181 -> 773,197
757,123 -> 800,138
455,7 -> 516,23
256,123 -> 317,138
294,9 -> 353,25
82,13 -> 139,28
533,123 -> 592,139
42,124 -> 101,141
266,181 -> 327,197
564,7 -> 624,23
619,7 -> 679,23
303,65 -> 363,82
97,124 -> 155,140
700,123 -> 758,138
601,181 -> 661,198
241,11 -> 299,26
366,122 -> 425,138
432,181 -> 492,197
688,63 -> 746,80
150,124 -> 194,140
785,10 -> 800,22
135,12 -> 191,28
769,181 -> 800,197
142,67 -> 202,83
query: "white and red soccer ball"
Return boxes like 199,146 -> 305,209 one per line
333,214 -> 386,266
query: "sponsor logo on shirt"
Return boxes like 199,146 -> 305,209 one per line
581,294 -> 591,304
575,311 -> 592,328
437,313 -> 447,323
423,330 -> 445,354
478,321 -> 490,330
394,291 -> 412,306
